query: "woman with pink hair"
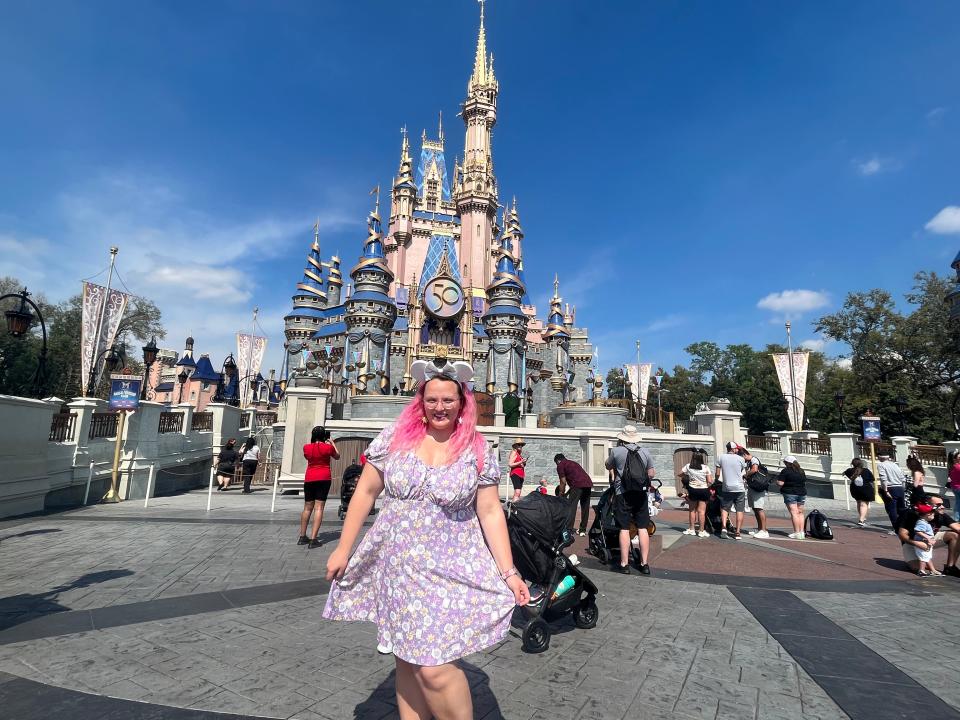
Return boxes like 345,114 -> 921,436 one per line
324,358 -> 529,720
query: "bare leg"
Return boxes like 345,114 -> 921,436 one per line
310,500 -> 326,539
794,504 -> 805,534
395,658 -> 431,720
619,528 -> 631,567
414,662 -> 473,720
636,527 -> 650,565
753,508 -> 767,531
299,500 -> 314,538
720,508 -> 730,533
696,500 -> 706,530
857,500 -> 869,523
687,505 -> 697,531
946,531 -> 960,567
735,511 -> 744,534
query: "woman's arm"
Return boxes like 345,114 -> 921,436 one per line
326,463 -> 385,580
507,451 -> 523,470
475,485 -> 529,606
329,439 -> 340,460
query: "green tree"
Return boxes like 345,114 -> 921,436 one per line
604,367 -> 626,399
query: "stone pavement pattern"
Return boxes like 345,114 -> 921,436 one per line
0,489 -> 957,719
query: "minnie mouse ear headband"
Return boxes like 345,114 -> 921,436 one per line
410,358 -> 474,386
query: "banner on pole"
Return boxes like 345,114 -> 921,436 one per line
81,282 -> 129,394
771,352 -> 809,431
623,363 -> 653,408
236,333 -> 268,407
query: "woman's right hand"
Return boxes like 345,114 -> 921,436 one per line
326,547 -> 350,581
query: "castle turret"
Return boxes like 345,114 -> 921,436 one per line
326,254 -> 343,306
456,1 -> 499,295
344,194 -> 397,394
387,127 -> 416,280
284,223 -> 328,342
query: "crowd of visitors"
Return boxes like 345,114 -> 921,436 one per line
213,436 -> 261,493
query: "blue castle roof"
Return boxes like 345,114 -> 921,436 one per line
191,355 -> 221,383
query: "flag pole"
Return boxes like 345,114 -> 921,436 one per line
85,247 -> 119,396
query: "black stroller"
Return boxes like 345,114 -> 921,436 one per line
337,463 -> 363,520
507,492 -> 600,654
586,481 -> 662,566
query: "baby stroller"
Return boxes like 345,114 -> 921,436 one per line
587,480 -> 662,566
507,492 -> 600,654
338,463 -> 363,520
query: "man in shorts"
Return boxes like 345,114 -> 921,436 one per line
742,449 -> 769,539
716,441 -> 746,539
605,425 -> 656,575
896,496 -> 960,575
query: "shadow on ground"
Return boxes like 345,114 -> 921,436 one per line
0,569 -> 134,632
0,528 -> 61,543
354,662 -> 502,719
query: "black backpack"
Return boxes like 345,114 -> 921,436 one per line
746,463 -> 770,493
620,447 -> 650,493
804,509 -> 834,540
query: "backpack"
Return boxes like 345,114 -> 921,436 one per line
746,463 -> 770,493
620,447 -> 650,493
804,509 -> 833,540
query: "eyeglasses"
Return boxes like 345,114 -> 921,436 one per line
423,398 -> 458,408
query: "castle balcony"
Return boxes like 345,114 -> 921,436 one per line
415,344 -> 465,360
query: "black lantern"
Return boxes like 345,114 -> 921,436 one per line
104,346 -> 122,373
4,295 -> 33,337
223,354 -> 237,375
1,288 -> 47,397
177,368 -> 189,403
141,336 -> 159,400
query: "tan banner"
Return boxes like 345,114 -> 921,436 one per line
81,282 -> 129,394
771,352 -> 809,431
237,333 -> 268,407
624,363 -> 653,407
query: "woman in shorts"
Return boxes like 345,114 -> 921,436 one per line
778,455 -> 807,539
299,426 -> 339,548
508,438 -> 527,502
844,458 -> 875,526
680,450 -> 712,537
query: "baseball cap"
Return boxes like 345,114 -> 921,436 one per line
783,455 -> 797,464
916,503 -> 933,514
726,441 -> 740,451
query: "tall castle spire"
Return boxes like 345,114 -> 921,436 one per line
470,0 -> 492,90
283,220 -> 329,342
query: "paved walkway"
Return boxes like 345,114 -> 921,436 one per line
1,488 -> 958,719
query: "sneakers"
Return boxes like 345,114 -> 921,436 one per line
747,529 -> 757,536
308,538 -> 324,549
943,565 -> 960,577
917,570 -> 931,577
734,532 -> 742,540
697,530 -> 709,538
615,564 -> 630,575
857,520 -> 867,527
297,535 -> 309,545
753,530 -> 770,539
683,529 -> 696,536
376,642 -> 393,655
720,529 -> 729,539
788,532 -> 805,540
638,563 -> 651,576
578,530 -> 586,537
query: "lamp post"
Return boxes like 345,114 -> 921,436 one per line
214,354 -> 239,404
834,390 -> 846,431
140,336 -> 158,400
177,368 -> 189,404
894,395 -> 908,434
782,394 -> 810,430
86,344 -> 124,397
1,288 -> 47,397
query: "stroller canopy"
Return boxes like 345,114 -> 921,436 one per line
509,492 -> 570,548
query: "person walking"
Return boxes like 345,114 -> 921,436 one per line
554,453 -> 593,536
777,455 -> 807,539
906,454 -> 928,506
948,450 -> 960,517
877,453 -> 907,530
679,450 -> 712,537
742,449 -> 769,539
844,458 -> 876,526
299,426 -> 340,548
716,441 -> 746,540
240,437 -> 260,494
605,425 -> 656,575
215,438 -> 238,491
508,439 -> 527,503
323,358 -> 528,720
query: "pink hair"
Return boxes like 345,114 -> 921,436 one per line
390,378 -> 488,471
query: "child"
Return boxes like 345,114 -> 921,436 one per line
913,504 -> 942,576
537,478 -> 549,495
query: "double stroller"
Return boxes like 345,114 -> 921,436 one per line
507,492 -> 600,654
587,480 -> 662,566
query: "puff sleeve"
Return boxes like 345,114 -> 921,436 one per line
478,442 -> 502,486
364,423 -> 396,472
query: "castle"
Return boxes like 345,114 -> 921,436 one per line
283,4 -> 594,420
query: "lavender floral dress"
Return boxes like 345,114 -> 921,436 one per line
322,424 -> 516,666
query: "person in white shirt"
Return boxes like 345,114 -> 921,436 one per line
240,437 -> 261,494
679,450 -> 712,537
715,441 -> 746,539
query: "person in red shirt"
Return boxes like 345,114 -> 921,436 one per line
555,453 -> 594,536
300,426 -> 339,548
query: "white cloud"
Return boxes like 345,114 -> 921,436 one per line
834,357 -> 852,370
925,206 -> 960,235
644,314 -> 687,333
800,338 -> 826,352
757,289 -> 830,314
855,155 -> 899,177
148,262 -> 252,304
927,107 -> 947,125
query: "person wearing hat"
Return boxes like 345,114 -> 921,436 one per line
508,438 -> 528,502
877,453 -> 907,530
777,456 -> 807,539
896,496 -> 960,576
605,425 -> 656,575
910,503 -> 941,576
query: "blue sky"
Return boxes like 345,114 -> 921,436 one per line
1,1 -> 959,377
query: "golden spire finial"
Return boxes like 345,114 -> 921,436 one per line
553,274 -> 559,299
471,0 -> 488,88
369,185 -> 381,217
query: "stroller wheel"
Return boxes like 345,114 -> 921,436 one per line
574,599 -> 599,629
601,548 -> 612,564
338,508 -> 346,521
522,618 -> 550,654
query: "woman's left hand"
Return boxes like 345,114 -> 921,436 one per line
506,574 -> 530,606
